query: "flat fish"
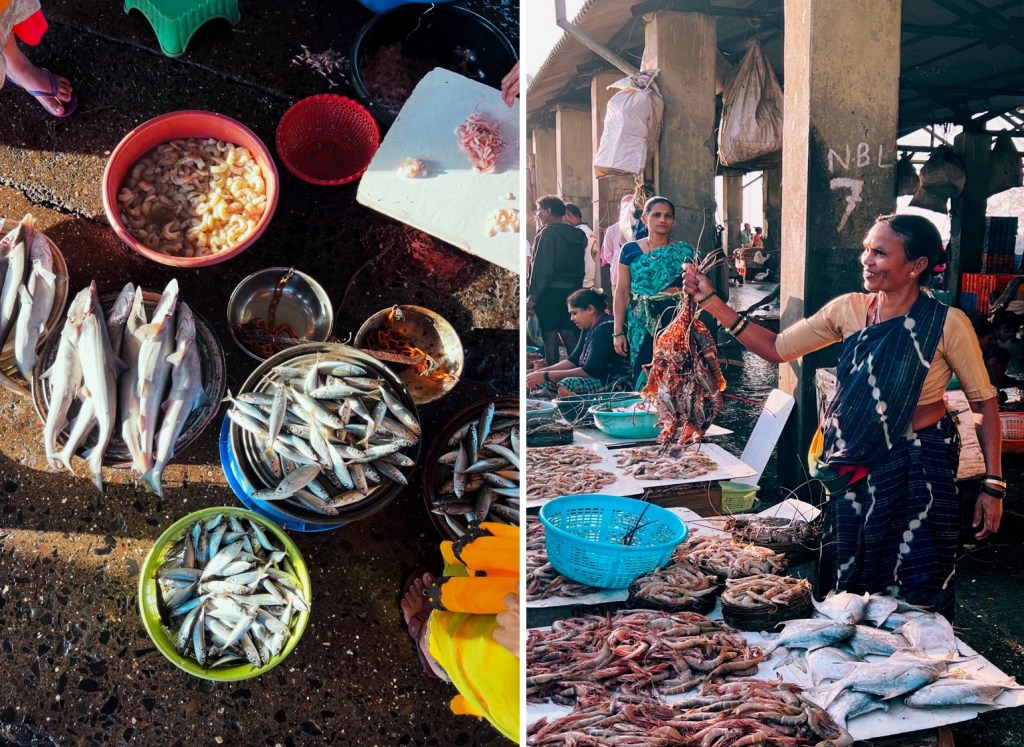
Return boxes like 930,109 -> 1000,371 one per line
812,591 -> 870,625
863,594 -> 901,627
825,688 -> 890,728
904,677 -> 1021,708
844,625 -> 907,657
825,656 -> 946,704
764,619 -> 857,655
805,646 -> 861,686
896,612 -> 958,655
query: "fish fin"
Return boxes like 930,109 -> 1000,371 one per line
166,349 -> 185,366
137,320 -> 165,342
195,389 -> 212,409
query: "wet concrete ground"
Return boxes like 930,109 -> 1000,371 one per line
0,2 -> 518,745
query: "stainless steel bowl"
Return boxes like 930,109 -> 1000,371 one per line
353,305 -> 463,405
227,268 -> 334,361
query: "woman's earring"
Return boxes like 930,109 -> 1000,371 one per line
910,271 -> 916,278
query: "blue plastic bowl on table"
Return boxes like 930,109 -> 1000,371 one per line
539,494 -> 688,588
589,401 -> 659,438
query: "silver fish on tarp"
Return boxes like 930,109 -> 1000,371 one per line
904,677 -> 1024,708
896,612 -> 958,655
803,646 -> 860,686
824,688 -> 890,727
811,591 -> 870,625
845,624 -> 908,658
763,619 -> 856,655
822,655 -> 946,704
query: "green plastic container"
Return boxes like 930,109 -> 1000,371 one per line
137,506 -> 311,681
719,481 -> 758,514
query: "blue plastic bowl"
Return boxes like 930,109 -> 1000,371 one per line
526,398 -> 558,422
589,401 -> 660,438
539,494 -> 688,588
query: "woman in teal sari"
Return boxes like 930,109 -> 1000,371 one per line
612,197 -> 695,388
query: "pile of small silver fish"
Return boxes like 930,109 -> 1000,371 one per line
673,534 -> 788,579
156,512 -> 309,669
0,214 -> 63,395
431,400 -> 519,535
526,609 -> 763,704
42,279 -> 210,495
526,516 -> 600,601
228,352 -> 420,517
527,679 -> 854,747
614,445 -> 717,480
768,592 -> 1024,727
627,558 -> 719,612
526,444 -> 615,500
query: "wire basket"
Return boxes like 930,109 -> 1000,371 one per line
275,95 -> 380,186
1001,412 -> 1024,455
539,494 -> 688,589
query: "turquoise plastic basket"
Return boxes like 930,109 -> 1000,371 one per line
539,494 -> 688,588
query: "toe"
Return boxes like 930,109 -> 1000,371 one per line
55,76 -> 73,103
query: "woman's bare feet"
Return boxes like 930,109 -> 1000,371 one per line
401,570 -> 447,679
4,36 -> 74,117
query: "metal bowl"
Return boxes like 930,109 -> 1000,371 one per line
32,288 -> 226,468
353,305 -> 463,405
226,342 -> 420,527
227,267 -> 334,361
0,218 -> 69,397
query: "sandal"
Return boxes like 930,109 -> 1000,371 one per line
9,69 -> 76,118
401,567 -> 440,680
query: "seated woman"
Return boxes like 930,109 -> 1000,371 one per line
526,288 -> 632,397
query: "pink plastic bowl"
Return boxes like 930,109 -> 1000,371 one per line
102,111 -> 280,268
275,95 -> 380,186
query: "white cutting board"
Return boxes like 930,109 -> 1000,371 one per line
357,68 -> 520,273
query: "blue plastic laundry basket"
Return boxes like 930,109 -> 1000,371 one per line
539,494 -> 688,588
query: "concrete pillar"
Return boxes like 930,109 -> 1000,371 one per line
723,173 -> 743,254
556,107 -> 593,217
778,0 -> 901,487
949,129 -> 991,300
532,128 -> 557,200
641,11 -> 718,263
762,166 -> 782,257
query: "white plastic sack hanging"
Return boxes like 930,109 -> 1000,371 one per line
718,40 -> 784,168
988,132 -> 1022,196
593,70 -> 664,178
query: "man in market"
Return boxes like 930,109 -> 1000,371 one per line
563,202 -> 599,290
528,195 -> 587,365
739,222 -> 753,246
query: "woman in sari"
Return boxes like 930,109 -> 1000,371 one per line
682,214 -> 1002,621
526,288 -> 632,397
612,197 -> 694,388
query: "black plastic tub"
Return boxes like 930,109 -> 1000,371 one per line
350,4 -> 517,128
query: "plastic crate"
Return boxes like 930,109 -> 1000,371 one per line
1001,412 -> 1024,455
539,495 -> 687,588
720,481 -> 758,514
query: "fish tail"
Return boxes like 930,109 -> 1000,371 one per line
141,467 -> 164,498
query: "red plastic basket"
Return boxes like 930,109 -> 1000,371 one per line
1001,412 -> 1024,455
275,95 -> 380,186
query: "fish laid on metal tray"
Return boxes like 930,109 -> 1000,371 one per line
641,251 -> 727,450
527,679 -> 854,747
525,444 -> 615,500
229,353 -> 421,517
156,513 -> 309,669
0,214 -> 64,396
431,400 -> 519,536
41,279 -> 211,495
526,516 -> 600,601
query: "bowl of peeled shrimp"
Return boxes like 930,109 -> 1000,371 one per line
102,110 -> 280,268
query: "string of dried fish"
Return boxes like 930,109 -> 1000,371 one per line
526,517 -> 600,601
673,534 -> 788,579
614,445 -> 717,480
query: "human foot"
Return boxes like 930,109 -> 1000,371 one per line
401,570 -> 446,679
4,41 -> 75,117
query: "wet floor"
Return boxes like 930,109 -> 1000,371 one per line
0,2 -> 519,746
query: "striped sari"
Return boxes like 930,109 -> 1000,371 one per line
810,295 -> 960,619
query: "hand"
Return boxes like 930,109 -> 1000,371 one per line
493,591 -> 519,657
682,263 -> 714,299
500,62 -> 520,107
973,494 -> 1003,540
525,371 -> 544,389
613,334 -> 628,357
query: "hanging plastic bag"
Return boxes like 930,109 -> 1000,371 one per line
910,146 -> 965,213
988,133 -> 1022,196
593,70 -> 663,178
718,40 -> 784,168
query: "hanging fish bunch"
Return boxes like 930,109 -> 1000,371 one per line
641,251 -> 727,450
226,352 -> 421,517
0,214 -> 65,395
41,279 -> 212,494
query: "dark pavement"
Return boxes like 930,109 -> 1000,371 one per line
0,2 -> 518,746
